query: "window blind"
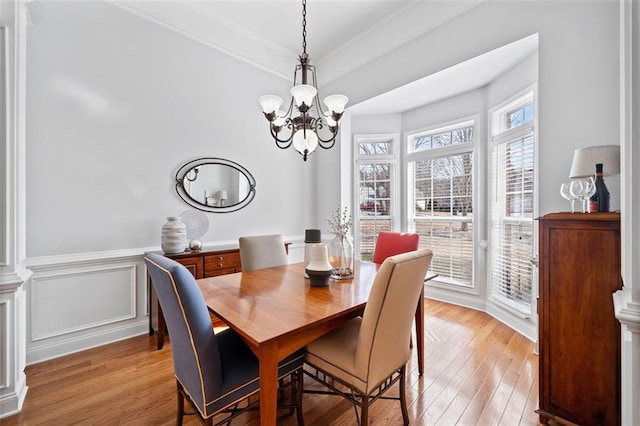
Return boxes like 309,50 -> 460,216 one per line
489,134 -> 534,315
409,150 -> 474,287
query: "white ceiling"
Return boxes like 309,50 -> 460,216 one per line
109,0 -> 538,114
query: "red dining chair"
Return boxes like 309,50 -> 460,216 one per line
372,232 -> 426,375
372,232 -> 420,264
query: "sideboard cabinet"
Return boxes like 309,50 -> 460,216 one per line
148,248 -> 242,349
537,212 -> 622,425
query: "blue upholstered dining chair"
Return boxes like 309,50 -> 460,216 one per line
144,253 -> 305,426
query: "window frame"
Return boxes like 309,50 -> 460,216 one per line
405,117 -> 478,290
353,134 -> 399,261
488,87 -> 537,319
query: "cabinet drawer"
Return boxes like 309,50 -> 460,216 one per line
204,267 -> 241,278
204,250 -> 242,275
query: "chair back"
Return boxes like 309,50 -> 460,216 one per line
372,232 -> 419,264
239,234 -> 288,271
355,249 -> 433,390
144,253 -> 223,413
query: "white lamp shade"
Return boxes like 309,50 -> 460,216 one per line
292,129 -> 318,155
569,145 -> 620,178
290,84 -> 317,107
258,95 -> 283,114
323,94 -> 349,113
217,190 -> 228,200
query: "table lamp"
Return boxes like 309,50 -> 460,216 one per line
569,145 -> 620,212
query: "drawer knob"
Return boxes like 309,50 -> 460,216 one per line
219,263 -> 223,268
217,256 -> 223,261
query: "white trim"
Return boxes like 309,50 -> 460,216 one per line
619,1 -> 639,424
0,26 -> 7,268
406,116 -> 479,290
352,133 -> 400,258
489,86 -> 535,135
486,85 -> 538,327
406,117 -> 475,140
26,320 -> 148,366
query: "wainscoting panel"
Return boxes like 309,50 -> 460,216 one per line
25,250 -> 151,365
30,264 -> 136,341
23,240 -> 304,365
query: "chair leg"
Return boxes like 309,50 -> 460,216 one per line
360,394 -> 369,426
399,366 -> 409,425
295,369 -> 305,425
176,382 -> 185,426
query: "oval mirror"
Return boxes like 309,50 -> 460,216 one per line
175,158 -> 256,213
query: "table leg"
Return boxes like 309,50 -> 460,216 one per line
258,342 -> 279,426
415,287 -> 424,376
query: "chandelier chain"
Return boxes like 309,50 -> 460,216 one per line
301,0 -> 307,55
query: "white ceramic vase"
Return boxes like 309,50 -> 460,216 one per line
161,216 -> 187,254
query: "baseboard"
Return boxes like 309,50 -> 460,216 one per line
0,372 -> 27,419
26,320 -> 148,365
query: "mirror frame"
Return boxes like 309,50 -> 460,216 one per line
175,157 -> 256,213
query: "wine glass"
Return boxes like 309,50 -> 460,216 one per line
570,180 -> 585,213
560,182 -> 577,213
583,177 -> 596,212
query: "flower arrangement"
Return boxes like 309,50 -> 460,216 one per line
326,206 -> 353,239
326,206 -> 354,279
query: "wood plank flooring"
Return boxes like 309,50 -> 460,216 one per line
3,299 -> 541,425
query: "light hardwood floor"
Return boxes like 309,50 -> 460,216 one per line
4,299 -> 541,425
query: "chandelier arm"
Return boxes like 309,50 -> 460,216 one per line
313,120 -> 338,148
270,120 -> 295,148
309,65 -> 329,117
317,136 -> 337,150
280,97 -> 295,119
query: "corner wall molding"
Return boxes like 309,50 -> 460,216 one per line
614,286 -> 640,334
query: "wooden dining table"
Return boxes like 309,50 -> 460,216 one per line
196,260 -> 426,425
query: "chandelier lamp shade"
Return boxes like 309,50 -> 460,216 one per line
258,0 -> 348,161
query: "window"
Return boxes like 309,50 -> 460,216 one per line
407,121 -> 474,287
354,135 -> 398,261
489,92 -> 535,315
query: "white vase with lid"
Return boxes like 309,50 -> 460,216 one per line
161,216 -> 187,254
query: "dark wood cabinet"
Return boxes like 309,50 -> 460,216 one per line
537,212 -> 622,425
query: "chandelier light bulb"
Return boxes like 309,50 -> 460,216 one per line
258,95 -> 283,114
292,129 -> 319,156
272,111 -> 287,127
324,94 -> 349,114
324,111 -> 337,127
291,84 -> 317,108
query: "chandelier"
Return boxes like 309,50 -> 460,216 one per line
258,0 -> 349,161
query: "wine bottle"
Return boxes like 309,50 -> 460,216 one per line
589,163 -> 610,212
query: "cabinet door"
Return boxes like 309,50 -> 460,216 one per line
175,256 -> 204,279
538,214 -> 621,425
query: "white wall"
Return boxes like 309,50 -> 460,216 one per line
22,1 -> 310,362
319,1 -> 620,218
26,1 -> 310,256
